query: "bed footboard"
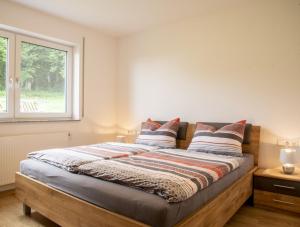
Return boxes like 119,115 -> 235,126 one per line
15,172 -> 148,227
176,167 -> 257,227
15,167 -> 256,227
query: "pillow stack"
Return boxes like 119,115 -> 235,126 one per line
135,118 -> 180,148
187,121 -> 246,156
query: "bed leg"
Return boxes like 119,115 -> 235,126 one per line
246,193 -> 254,206
23,203 -> 31,216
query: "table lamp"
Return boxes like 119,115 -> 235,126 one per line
280,147 -> 296,174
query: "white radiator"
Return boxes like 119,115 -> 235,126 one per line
0,132 -> 70,186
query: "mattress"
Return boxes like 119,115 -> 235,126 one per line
20,152 -> 254,227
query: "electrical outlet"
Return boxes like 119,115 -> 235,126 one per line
277,138 -> 289,146
289,138 -> 299,147
277,138 -> 299,147
127,130 -> 135,135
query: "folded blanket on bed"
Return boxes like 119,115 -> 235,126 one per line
27,142 -> 159,172
78,149 -> 241,203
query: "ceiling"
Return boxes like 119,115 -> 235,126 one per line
11,0 -> 222,37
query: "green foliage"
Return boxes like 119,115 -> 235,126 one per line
21,42 -> 66,92
0,37 -> 7,91
0,38 -> 66,93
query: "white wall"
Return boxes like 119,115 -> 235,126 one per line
1,0 -> 299,168
117,0 -> 300,168
0,0 -> 118,145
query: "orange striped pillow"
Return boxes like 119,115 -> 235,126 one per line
187,121 -> 246,156
136,118 -> 180,148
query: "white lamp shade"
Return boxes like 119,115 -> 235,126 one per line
280,148 -> 296,164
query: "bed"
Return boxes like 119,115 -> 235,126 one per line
15,122 -> 260,227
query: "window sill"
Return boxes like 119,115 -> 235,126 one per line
0,118 -> 81,123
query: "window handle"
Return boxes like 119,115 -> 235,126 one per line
273,199 -> 294,205
273,184 -> 295,190
9,77 -> 14,88
15,77 -> 20,88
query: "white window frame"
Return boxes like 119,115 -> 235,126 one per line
0,30 -> 15,119
0,27 -> 80,121
15,35 -> 73,119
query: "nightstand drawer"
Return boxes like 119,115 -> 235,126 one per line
254,190 -> 300,213
254,176 -> 300,197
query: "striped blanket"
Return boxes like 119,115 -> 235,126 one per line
79,149 -> 241,203
28,142 -> 159,172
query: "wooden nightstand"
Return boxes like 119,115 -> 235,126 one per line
254,167 -> 300,214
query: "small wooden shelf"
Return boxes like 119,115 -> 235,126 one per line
254,167 -> 300,214
254,167 -> 300,182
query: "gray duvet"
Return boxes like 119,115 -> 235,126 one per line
27,142 -> 159,172
20,154 -> 253,227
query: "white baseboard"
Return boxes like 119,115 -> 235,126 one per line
0,183 -> 15,192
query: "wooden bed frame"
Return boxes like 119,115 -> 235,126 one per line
15,124 -> 260,227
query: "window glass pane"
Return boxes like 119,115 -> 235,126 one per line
0,36 -> 8,113
20,41 -> 67,113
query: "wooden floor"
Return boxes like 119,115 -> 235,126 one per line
0,190 -> 299,227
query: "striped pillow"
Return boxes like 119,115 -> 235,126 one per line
135,118 -> 180,148
187,121 -> 247,156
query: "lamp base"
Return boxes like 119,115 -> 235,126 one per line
282,164 -> 295,175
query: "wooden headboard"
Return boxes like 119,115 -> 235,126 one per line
177,124 -> 261,165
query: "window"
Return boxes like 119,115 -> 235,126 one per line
0,36 -> 8,113
16,35 -> 73,118
0,30 -> 14,119
0,28 -> 81,121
